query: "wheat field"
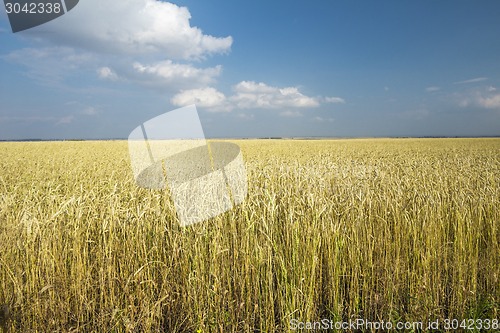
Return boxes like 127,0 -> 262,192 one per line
0,138 -> 498,332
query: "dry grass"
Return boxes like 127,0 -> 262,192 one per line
0,138 -> 498,332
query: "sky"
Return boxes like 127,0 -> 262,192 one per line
0,0 -> 499,140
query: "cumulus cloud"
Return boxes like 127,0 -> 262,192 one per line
233,81 -> 277,94
7,0 -> 344,112
231,81 -> 320,109
65,58 -> 220,90
97,67 -> 118,81
456,87 -> 500,110
477,94 -> 500,109
5,1 -> 232,93
132,60 -> 221,88
37,0 -> 232,60
6,46 -> 218,91
5,45 -> 222,91
171,81 -> 342,112
171,87 -> 227,110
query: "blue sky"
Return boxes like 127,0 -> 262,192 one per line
1,0 -> 499,140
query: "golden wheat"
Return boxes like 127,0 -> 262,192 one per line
0,138 -> 498,332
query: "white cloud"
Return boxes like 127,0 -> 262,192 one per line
454,77 -> 488,84
234,81 -> 277,94
132,60 -> 221,88
477,94 -> 500,109
171,81 -> 342,112
171,87 -> 228,110
7,1 -> 346,112
82,107 -> 98,116
487,86 -> 497,92
426,86 -> 441,92
325,97 -> 345,104
97,67 -> 118,81
456,89 -> 500,110
313,116 -> 334,122
231,81 -> 320,109
7,48 -> 222,89
38,0 -> 232,60
4,1 -> 232,93
280,111 -> 303,117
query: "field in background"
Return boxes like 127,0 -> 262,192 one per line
0,138 -> 498,332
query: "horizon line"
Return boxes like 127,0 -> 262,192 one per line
1,135 -> 499,142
